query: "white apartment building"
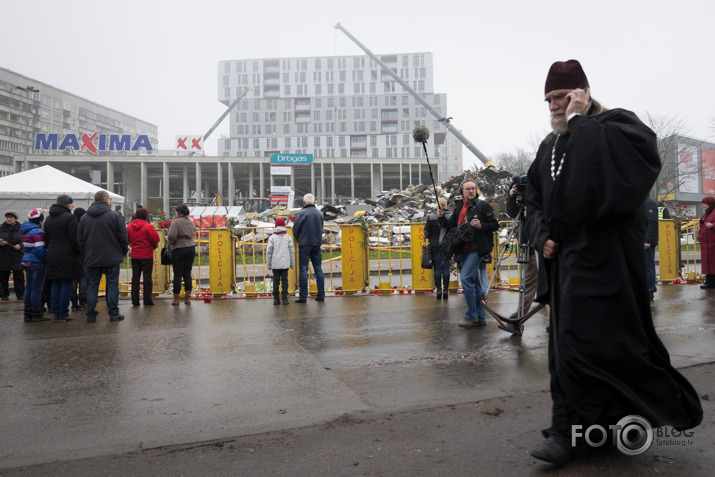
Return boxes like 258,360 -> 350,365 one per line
217,53 -> 461,180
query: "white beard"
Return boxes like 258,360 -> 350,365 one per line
551,114 -> 569,135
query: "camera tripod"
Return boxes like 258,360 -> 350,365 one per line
481,202 -> 545,336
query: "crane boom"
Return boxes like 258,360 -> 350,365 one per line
189,85 -> 253,157
334,22 -> 496,170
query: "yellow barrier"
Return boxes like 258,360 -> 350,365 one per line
209,229 -> 236,296
659,219 -> 679,282
411,223 -> 434,292
340,224 -> 368,293
184,215 -> 702,298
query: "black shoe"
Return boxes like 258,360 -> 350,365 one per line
316,297 -> 325,302
531,435 -> 574,465
442,292 -> 448,300
435,291 -> 442,299
144,302 -> 156,306
701,285 -> 713,289
86,316 -> 97,323
132,303 -> 140,307
31,309 -> 50,322
273,299 -> 281,305
109,314 -> 125,322
282,299 -> 289,305
296,299 -> 307,303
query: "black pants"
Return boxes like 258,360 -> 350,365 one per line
171,246 -> 195,295
131,258 -> 154,304
0,269 -> 24,299
272,269 -> 289,299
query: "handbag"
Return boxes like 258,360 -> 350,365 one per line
161,243 -> 173,265
420,244 -> 433,269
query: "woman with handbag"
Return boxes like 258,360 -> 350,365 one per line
127,208 -> 160,306
424,197 -> 451,299
166,204 -> 197,305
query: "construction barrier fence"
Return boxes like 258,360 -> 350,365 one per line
118,219 -> 705,298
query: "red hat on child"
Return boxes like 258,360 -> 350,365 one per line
275,218 -> 285,227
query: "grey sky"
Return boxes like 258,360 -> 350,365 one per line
2,0 -> 712,167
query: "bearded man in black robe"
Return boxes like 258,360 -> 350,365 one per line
526,60 -> 702,465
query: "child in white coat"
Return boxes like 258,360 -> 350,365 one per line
266,218 -> 294,305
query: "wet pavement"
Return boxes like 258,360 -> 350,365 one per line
0,284 -> 713,474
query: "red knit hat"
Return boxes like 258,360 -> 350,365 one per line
275,218 -> 285,227
545,59 -> 589,95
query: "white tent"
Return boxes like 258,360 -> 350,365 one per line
0,165 -> 124,220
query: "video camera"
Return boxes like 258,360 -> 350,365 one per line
512,173 -> 528,198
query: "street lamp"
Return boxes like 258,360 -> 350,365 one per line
15,86 -> 40,172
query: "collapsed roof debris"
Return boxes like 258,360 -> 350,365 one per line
233,168 -> 518,248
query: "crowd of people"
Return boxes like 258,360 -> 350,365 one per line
0,191 -> 199,323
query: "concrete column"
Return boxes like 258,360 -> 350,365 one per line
399,163 -> 403,190
370,162 -> 374,197
162,161 -> 170,214
249,166 -> 254,198
380,162 -> 384,194
320,162 -> 325,204
227,162 -> 234,206
106,161 -> 114,194
182,166 -> 188,203
350,162 -> 354,201
330,162 -> 335,204
310,163 -> 315,194
195,162 -> 202,203
140,161 -> 147,207
408,163 -> 412,186
217,162 -> 223,205
259,163 -> 265,198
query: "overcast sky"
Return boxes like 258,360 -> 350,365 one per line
2,0 -> 713,168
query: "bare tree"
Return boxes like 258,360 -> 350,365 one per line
492,147 -> 537,176
642,113 -> 697,199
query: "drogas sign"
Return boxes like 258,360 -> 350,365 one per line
269,153 -> 313,165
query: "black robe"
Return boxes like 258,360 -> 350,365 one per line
525,108 -> 702,434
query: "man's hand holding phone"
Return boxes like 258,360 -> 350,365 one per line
565,87 -> 590,117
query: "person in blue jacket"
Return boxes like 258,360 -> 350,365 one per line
292,193 -> 325,302
21,209 -> 50,322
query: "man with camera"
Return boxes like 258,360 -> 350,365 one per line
525,59 -> 702,465
437,179 -> 498,327
505,175 -> 538,321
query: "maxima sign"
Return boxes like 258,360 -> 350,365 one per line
270,153 -> 313,165
34,133 -> 153,154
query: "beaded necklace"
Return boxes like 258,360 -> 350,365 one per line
551,134 -> 565,180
